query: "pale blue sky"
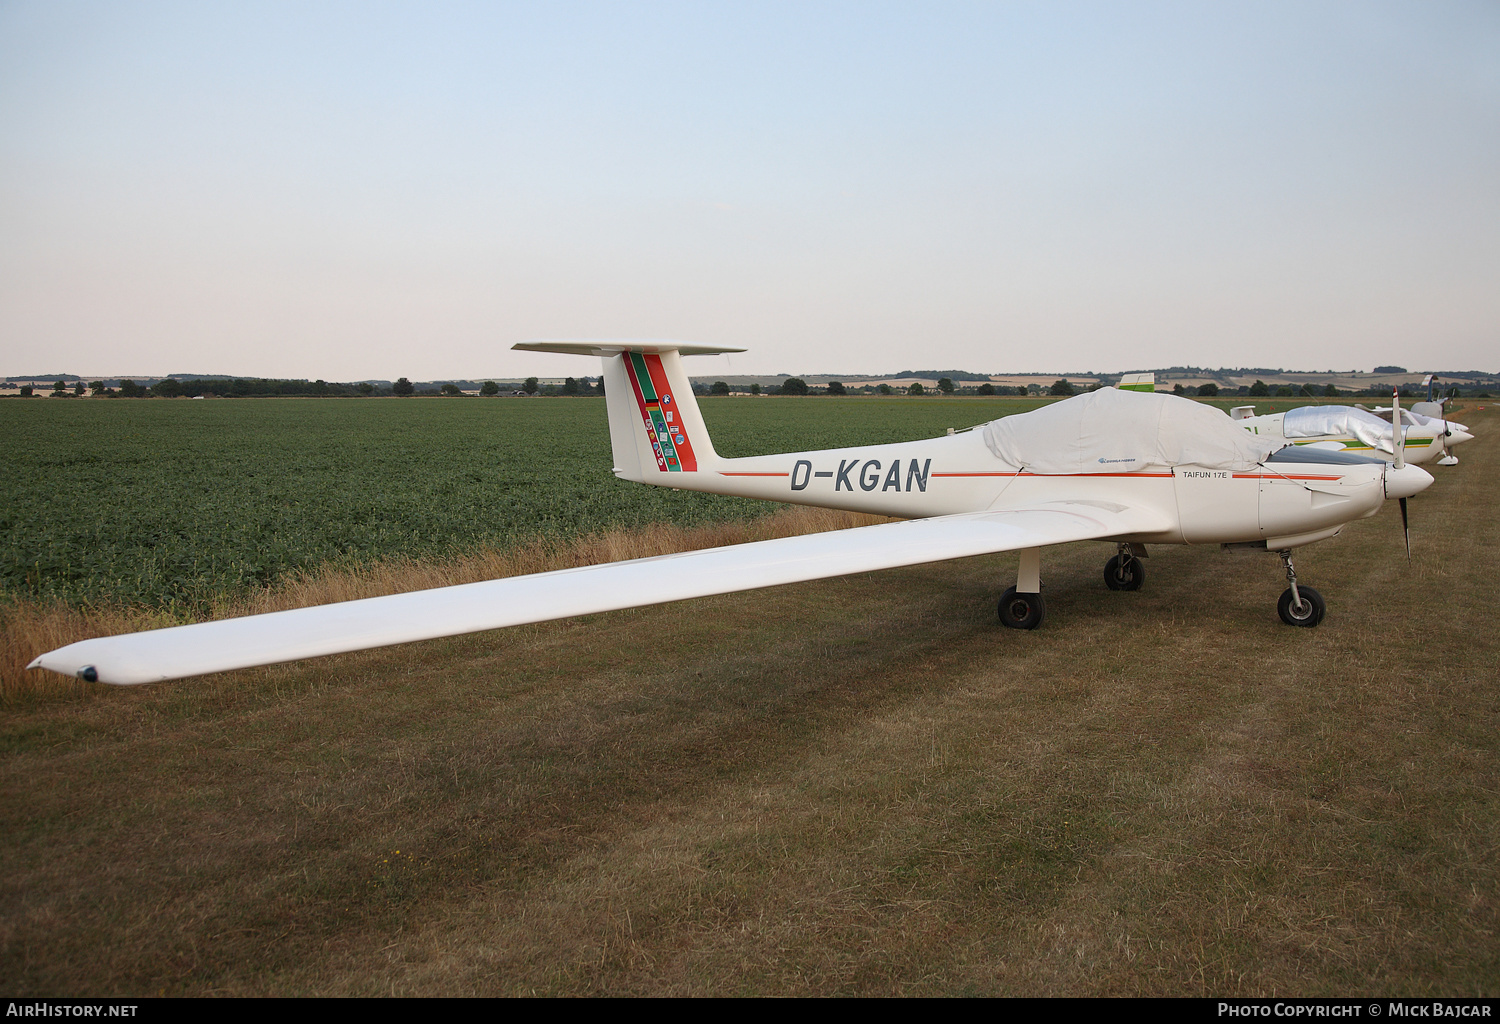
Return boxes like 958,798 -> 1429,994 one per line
2,1 -> 1496,380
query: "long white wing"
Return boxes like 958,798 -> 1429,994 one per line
30,501 -> 1165,685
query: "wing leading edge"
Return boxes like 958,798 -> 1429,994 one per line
30,501 -> 1165,685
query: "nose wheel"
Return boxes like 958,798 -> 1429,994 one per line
1278,586 -> 1325,626
1275,549 -> 1325,627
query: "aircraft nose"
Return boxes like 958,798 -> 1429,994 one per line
1445,427 -> 1474,448
1384,463 -> 1433,500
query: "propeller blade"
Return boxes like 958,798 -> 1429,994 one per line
1400,496 -> 1411,561
1392,386 -> 1405,470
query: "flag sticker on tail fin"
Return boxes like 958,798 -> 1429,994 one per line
624,352 -> 698,472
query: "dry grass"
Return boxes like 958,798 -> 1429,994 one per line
1,505 -> 890,704
1,405 -> 1496,996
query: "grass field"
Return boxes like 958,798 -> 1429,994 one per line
1,399 -> 1495,995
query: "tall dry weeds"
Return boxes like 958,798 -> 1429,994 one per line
2,506 -> 891,703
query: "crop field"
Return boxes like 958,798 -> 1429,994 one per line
0,395 -> 1041,611
1,397 -> 1495,996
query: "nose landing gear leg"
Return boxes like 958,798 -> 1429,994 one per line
1104,543 -> 1146,591
1276,549 -> 1325,627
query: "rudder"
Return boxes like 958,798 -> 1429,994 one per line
512,341 -> 741,484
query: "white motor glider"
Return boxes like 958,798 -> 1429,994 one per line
1232,397 -> 1473,466
1366,403 -> 1473,467
30,343 -> 1433,686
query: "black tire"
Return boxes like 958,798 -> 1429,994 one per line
1104,554 -> 1145,591
1277,586 -> 1325,627
998,587 -> 1046,630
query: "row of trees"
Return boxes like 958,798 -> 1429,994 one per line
1246,380 -> 1336,398
13,380 -> 179,398
403,377 -> 600,396
491,377 -> 603,396
706,377 -> 1073,397
708,377 -> 970,397
705,379 -> 1481,399
24,378 -> 367,398
11,376 -> 605,398
10,374 -> 1480,401
708,377 -> 1474,399
698,377 -> 1398,400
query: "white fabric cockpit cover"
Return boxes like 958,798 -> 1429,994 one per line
981,387 -> 1277,474
1281,405 -> 1397,453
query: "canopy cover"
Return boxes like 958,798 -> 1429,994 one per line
1281,405 -> 1398,453
981,387 -> 1278,474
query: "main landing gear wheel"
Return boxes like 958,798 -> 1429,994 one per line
998,587 -> 1045,630
1104,554 -> 1145,591
1277,586 -> 1325,628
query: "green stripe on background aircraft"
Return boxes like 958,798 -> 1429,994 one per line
30,342 -> 1433,686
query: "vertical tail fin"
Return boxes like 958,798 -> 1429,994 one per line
511,341 -> 744,484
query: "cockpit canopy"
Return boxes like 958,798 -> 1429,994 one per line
981,387 -> 1278,474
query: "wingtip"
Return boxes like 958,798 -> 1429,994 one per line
27,654 -> 102,683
